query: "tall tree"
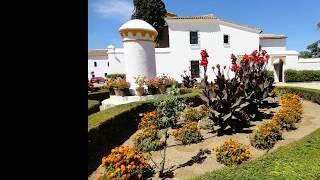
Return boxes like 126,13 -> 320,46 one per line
307,40 -> 320,58
131,0 -> 167,35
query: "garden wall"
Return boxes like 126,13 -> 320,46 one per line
285,57 -> 320,71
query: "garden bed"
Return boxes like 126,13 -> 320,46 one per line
88,90 -> 203,175
193,127 -> 320,180
89,99 -> 320,179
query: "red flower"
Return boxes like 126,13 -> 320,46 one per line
251,50 -> 258,56
200,49 -> 209,57
242,54 -> 249,63
261,50 -> 267,56
257,56 -> 265,63
231,64 -> 240,72
266,54 -> 270,61
248,55 -> 255,62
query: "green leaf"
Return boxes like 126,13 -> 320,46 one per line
199,93 -> 209,104
209,108 -> 220,117
223,113 -> 232,121
231,97 -> 244,108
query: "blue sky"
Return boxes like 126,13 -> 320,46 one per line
88,0 -> 320,51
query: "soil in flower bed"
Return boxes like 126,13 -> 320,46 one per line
89,100 -> 320,180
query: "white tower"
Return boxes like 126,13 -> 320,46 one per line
119,19 -> 158,94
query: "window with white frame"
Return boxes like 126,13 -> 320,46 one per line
223,34 -> 230,46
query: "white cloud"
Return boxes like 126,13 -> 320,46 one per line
91,0 -> 134,20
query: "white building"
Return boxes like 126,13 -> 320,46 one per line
88,13 -> 320,82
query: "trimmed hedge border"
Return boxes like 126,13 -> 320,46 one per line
88,100 -> 100,115
275,86 -> 320,105
266,70 -> 274,80
285,69 -> 320,82
88,90 -> 110,103
88,90 -> 204,175
106,73 -> 126,79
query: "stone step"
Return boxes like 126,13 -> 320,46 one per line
100,94 -> 164,110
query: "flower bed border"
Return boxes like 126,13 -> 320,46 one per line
88,100 -> 100,115
275,86 -> 320,105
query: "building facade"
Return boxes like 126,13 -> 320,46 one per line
88,14 -> 320,82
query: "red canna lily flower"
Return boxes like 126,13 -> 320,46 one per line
261,50 -> 267,56
248,55 -> 255,62
231,64 -> 240,72
266,54 -> 270,61
251,50 -> 258,56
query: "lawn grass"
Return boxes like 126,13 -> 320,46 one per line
192,128 -> 320,180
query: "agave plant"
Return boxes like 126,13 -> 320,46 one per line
200,65 -> 251,135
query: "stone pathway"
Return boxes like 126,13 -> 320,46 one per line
89,100 -> 320,180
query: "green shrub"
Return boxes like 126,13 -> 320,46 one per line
275,86 -> 320,105
181,105 -> 207,122
155,96 -> 186,128
172,122 -> 203,145
285,69 -> 320,82
250,120 -> 282,149
214,139 -> 252,166
88,91 -> 204,174
88,90 -> 110,103
272,93 -> 303,130
134,127 -> 166,151
266,70 -> 274,80
88,100 -> 100,115
106,73 -> 126,79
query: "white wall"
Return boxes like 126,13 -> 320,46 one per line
260,38 -> 286,52
88,58 -> 109,79
165,20 -> 260,81
88,49 -> 125,79
286,57 -> 320,70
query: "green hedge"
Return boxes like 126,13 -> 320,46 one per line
88,100 -> 100,115
285,69 -> 320,82
106,73 -> 126,79
266,70 -> 274,80
88,90 -> 110,103
275,86 -> 320,105
88,91 -> 204,175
